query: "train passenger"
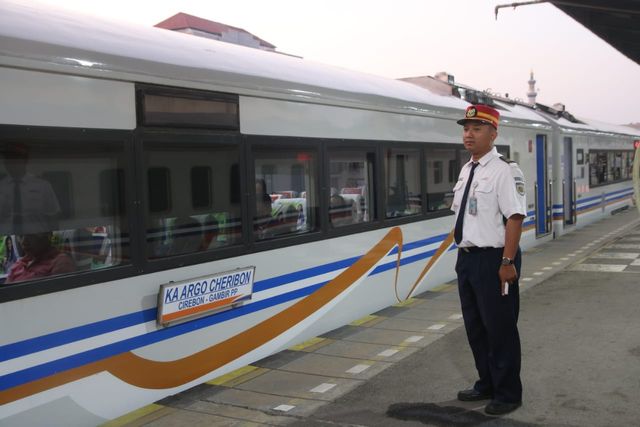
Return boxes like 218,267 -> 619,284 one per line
5,232 -> 75,283
2,235 -> 17,274
254,179 -> 273,237
451,105 -> 526,415
0,141 -> 61,236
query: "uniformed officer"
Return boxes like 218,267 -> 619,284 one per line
451,104 -> 526,415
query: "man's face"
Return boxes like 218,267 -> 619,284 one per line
462,121 -> 497,157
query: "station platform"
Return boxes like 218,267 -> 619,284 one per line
107,208 -> 640,427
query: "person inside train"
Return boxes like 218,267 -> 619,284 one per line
5,232 -> 75,284
199,215 -> 220,251
166,216 -> 203,256
2,235 -> 18,274
254,178 -> 273,237
329,189 -> 354,227
0,141 -> 61,237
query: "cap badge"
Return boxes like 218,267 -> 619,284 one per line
466,108 -> 476,118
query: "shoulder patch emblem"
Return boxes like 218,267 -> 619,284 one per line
515,182 -> 525,196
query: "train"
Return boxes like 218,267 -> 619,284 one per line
1,1 -> 638,425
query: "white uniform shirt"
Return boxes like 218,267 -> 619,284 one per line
0,173 -> 61,234
451,147 -> 527,248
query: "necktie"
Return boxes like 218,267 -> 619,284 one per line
454,162 -> 479,245
13,179 -> 22,235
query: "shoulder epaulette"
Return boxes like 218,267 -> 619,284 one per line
499,157 -> 515,164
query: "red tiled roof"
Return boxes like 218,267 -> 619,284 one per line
154,12 -> 276,49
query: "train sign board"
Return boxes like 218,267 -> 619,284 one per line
157,266 -> 255,326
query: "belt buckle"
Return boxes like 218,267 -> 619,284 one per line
461,247 -> 470,253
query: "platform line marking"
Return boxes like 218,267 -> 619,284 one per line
289,337 -> 326,351
310,383 -> 336,393
428,324 -> 446,330
542,267 -> 552,270
350,315 -> 379,326
404,335 -> 424,343
533,272 -> 543,276
570,264 -> 627,272
102,404 -> 167,427
521,278 -> 533,281
552,262 -> 561,265
567,254 -> 576,257
207,365 -> 262,386
631,259 -> 640,266
448,314 -> 463,320
560,257 -> 569,261
346,364 -> 371,374
273,404 -> 296,412
393,298 -> 418,307
377,348 -> 399,357
431,284 -> 455,292
590,252 -> 639,259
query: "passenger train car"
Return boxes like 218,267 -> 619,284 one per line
0,2 -> 638,425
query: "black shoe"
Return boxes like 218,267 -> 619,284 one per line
457,388 -> 492,401
484,400 -> 522,415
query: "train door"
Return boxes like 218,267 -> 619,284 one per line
535,134 -> 550,236
563,137 -> 575,225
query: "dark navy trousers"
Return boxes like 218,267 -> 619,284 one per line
456,247 -> 522,404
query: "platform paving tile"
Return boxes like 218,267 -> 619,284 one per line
339,326 -> 442,347
202,387 -> 328,417
233,369 -> 364,402
312,339 -> 419,362
391,306 -> 463,323
317,324 -> 361,340
369,316 -> 459,335
252,350 -> 308,370
275,352 -> 392,380
143,407 -> 263,427
178,400 -> 295,426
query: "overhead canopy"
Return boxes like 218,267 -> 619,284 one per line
551,0 -> 640,65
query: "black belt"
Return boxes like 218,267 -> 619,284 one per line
458,246 -> 500,253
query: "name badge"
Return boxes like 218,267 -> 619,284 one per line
468,196 -> 478,215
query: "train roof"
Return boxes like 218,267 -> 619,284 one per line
0,1 -> 471,119
0,1 -> 557,130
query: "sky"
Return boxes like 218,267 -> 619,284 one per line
34,0 -> 640,125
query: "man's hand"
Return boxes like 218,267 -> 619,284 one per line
499,264 -> 518,296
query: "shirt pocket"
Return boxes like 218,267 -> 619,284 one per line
474,181 -> 495,210
452,180 -> 465,209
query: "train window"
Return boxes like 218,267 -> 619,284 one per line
426,147 -> 457,212
190,166 -> 212,209
99,169 -> 126,216
385,147 -> 421,218
589,151 -> 608,186
148,167 -> 171,213
328,149 -> 376,227
140,92 -> 239,130
253,148 -> 318,240
0,139 -> 129,284
144,143 -> 241,258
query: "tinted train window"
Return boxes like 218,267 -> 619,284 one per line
253,148 -> 318,240
426,147 -> 457,212
191,166 -> 212,209
0,139 -> 129,284
328,148 -> 376,227
141,93 -> 238,130
144,143 -> 241,258
385,148 -> 421,218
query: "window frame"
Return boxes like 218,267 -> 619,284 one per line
0,125 -> 138,302
246,135 -> 323,251
324,140 -> 381,238
137,129 -> 247,274
381,142 -> 425,224
588,149 -> 633,188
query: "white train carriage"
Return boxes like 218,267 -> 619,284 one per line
0,1 -> 637,425
534,106 -> 638,235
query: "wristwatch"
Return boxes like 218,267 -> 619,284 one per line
501,257 -> 514,266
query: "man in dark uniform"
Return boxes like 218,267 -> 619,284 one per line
451,104 -> 526,415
